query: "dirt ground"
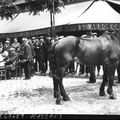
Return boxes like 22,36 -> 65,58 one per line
0,73 -> 120,116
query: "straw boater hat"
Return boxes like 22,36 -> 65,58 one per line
58,36 -> 64,40
5,40 -> 10,44
9,47 -> 15,51
81,34 -> 88,38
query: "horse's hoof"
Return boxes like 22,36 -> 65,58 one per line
56,99 -> 63,105
87,81 -> 96,83
99,91 -> 106,96
63,96 -> 70,101
109,95 -> 117,99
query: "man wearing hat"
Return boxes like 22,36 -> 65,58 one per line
39,37 -> 47,75
28,38 -> 35,76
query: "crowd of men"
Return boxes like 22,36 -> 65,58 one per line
0,35 -> 62,80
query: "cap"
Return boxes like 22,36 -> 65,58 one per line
39,36 -> 44,39
31,37 -> 36,39
6,38 -> 11,41
22,37 -> 28,42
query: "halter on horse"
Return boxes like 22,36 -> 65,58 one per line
50,31 -> 120,104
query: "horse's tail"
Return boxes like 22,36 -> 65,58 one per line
48,41 -> 58,76
75,37 -> 80,56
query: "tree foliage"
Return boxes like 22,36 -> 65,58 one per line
27,0 -> 64,15
0,0 -> 64,19
0,0 -> 20,20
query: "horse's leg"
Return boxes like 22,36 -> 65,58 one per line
57,65 -> 70,101
53,76 -> 59,98
52,66 -> 64,104
53,73 -> 63,104
117,61 -> 120,83
59,76 -> 70,101
88,65 -> 96,83
53,62 -> 70,104
107,63 -> 117,99
99,65 -> 108,96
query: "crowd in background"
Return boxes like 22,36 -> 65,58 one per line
0,35 -> 62,80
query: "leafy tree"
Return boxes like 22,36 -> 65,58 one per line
0,0 -> 64,37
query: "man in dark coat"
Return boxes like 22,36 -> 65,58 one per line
34,38 -> 41,72
22,37 -> 33,79
28,38 -> 36,76
39,37 -> 47,75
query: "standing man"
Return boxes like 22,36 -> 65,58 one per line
34,37 -> 40,72
28,38 -> 36,76
22,37 -> 33,80
39,37 -> 46,75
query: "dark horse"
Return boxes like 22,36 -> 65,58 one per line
50,31 -> 120,104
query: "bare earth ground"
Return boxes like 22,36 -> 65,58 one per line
0,73 -> 120,115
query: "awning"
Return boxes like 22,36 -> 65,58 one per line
66,0 -> 120,31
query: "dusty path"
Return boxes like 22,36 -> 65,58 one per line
0,75 -> 120,115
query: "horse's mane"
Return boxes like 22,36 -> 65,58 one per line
80,36 -> 99,41
100,31 -> 120,56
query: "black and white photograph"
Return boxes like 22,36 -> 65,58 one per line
0,0 -> 120,119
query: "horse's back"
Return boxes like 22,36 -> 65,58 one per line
55,36 -> 78,51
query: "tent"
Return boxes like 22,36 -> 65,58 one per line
65,0 -> 120,31
0,0 -> 120,38
0,1 -> 92,38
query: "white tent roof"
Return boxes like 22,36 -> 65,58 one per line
69,0 -> 120,24
0,1 -> 92,34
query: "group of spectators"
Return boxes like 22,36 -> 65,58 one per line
0,35 -> 61,80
